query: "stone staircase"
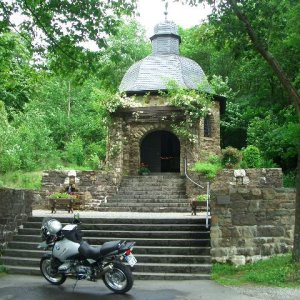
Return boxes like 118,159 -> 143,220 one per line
2,216 -> 211,280
99,174 -> 190,212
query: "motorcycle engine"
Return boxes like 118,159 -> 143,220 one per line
58,261 -> 74,273
75,265 -> 92,280
58,261 -> 92,280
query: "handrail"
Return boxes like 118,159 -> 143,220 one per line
184,158 -> 210,228
184,159 -> 204,189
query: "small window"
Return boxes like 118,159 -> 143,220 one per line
204,115 -> 212,137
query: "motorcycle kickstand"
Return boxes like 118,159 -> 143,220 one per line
73,278 -> 79,292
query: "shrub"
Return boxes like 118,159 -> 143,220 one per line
242,145 -> 262,168
138,163 -> 150,175
222,147 -> 242,169
64,137 -> 85,166
196,194 -> 207,202
48,192 -> 76,199
283,172 -> 296,188
192,161 -> 221,180
208,154 -> 222,165
85,153 -> 100,170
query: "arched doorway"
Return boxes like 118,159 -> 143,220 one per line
140,130 -> 180,173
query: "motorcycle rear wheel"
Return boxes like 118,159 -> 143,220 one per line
40,257 -> 66,285
102,262 -> 133,294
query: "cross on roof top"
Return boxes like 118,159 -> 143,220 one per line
164,1 -> 169,21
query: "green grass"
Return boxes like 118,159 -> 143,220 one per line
192,162 -> 222,180
0,164 -> 97,190
212,253 -> 300,288
0,171 -> 43,190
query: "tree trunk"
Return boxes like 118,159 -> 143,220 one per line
67,81 -> 71,118
228,0 -> 300,122
228,0 -> 300,261
293,152 -> 300,261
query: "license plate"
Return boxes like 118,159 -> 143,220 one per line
125,253 -> 137,267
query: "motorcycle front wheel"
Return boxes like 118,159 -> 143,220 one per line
102,262 -> 133,294
40,257 -> 66,285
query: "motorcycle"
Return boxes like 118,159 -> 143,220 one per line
37,217 -> 137,294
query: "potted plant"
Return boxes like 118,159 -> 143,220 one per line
48,192 -> 79,213
190,194 -> 208,216
48,192 -> 76,200
138,163 -> 150,175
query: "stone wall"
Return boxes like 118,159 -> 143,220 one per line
0,188 -> 33,247
39,170 -> 121,210
185,167 -> 295,265
0,188 -> 33,220
210,186 -> 295,265
186,168 -> 283,200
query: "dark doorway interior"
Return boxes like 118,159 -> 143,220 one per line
140,131 -> 180,172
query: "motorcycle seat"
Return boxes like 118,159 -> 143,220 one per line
100,240 -> 121,256
79,241 -> 101,260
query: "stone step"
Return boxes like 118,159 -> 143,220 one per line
4,214 -> 211,280
121,174 -> 184,180
110,197 -> 188,202
19,228 -> 210,239
112,193 -> 187,198
95,206 -> 190,212
7,241 -> 211,255
13,235 -> 211,247
117,188 -> 186,193
101,202 -> 189,208
28,217 -> 206,225
3,249 -> 211,264
23,222 -> 207,231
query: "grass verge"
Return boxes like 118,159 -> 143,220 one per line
212,253 -> 300,288
0,171 -> 43,190
0,165 -> 95,190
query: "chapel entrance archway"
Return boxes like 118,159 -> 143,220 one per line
140,130 -> 180,173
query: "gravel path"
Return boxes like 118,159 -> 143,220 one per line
230,285 -> 300,300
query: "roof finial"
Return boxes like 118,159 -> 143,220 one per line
164,1 -> 169,21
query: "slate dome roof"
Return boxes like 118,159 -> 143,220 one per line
119,21 -> 209,94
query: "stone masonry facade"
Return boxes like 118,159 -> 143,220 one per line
210,186 -> 295,265
106,97 -> 221,176
0,188 -> 33,220
39,170 -> 121,210
0,188 -> 34,248
185,168 -> 295,265
186,168 -> 284,199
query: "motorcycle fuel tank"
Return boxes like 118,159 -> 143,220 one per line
53,238 -> 80,261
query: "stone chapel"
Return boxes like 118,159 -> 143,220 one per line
106,20 -> 225,176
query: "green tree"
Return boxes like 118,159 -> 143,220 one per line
0,0 -> 138,71
0,32 -> 36,112
181,0 -> 300,261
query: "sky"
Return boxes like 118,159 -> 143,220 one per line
8,0 -> 212,51
136,0 -> 212,37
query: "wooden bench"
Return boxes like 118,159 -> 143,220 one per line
190,200 -> 208,216
49,196 -> 84,214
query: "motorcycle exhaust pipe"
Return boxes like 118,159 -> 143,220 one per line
99,264 -> 113,276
